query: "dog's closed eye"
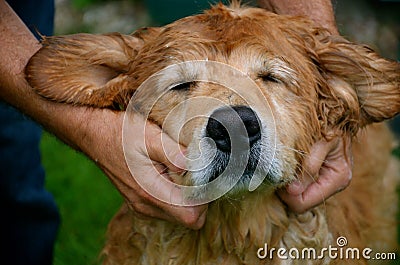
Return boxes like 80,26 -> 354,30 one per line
258,72 -> 282,84
257,58 -> 299,87
169,81 -> 197,91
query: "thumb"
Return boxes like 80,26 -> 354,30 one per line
286,137 -> 339,195
144,120 -> 187,172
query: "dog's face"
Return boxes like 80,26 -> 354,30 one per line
131,8 -> 325,193
26,4 -> 400,198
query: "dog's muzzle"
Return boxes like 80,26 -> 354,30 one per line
206,106 -> 261,153
204,105 -> 263,184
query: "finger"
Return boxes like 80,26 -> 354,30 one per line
115,167 -> 208,229
107,114 -> 207,228
144,120 -> 187,172
279,165 -> 352,213
286,138 -> 339,195
127,189 -> 206,227
138,187 -> 208,229
128,201 -> 177,222
145,163 -> 208,228
279,137 -> 352,213
278,137 -> 352,212
160,203 -> 208,230
130,198 -> 208,229
130,161 -> 208,229
318,136 -> 352,189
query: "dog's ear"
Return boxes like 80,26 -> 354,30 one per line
311,33 -> 400,131
26,32 -> 146,108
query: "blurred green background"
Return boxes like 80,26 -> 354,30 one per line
42,0 -> 399,264
41,133 -> 122,265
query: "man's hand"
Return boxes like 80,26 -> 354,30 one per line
278,136 -> 353,213
0,1 -> 207,230
258,0 -> 339,34
84,109 -> 207,229
260,0 -> 351,213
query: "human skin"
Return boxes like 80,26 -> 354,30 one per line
259,0 -> 352,213
0,0 -> 206,229
258,0 -> 339,34
0,0 -> 350,227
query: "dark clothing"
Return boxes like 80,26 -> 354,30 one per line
0,1 -> 59,265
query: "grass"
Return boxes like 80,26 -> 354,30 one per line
40,132 -> 122,265
40,132 -> 399,264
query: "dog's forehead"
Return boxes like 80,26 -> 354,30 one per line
131,5 -> 317,95
139,5 -> 310,72
168,9 -> 280,45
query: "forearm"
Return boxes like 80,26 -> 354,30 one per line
0,0 -> 119,157
258,0 -> 338,34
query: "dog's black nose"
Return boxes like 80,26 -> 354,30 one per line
206,106 -> 261,152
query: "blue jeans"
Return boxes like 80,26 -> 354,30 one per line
0,1 -> 60,265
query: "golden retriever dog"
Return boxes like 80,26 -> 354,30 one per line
26,2 -> 399,265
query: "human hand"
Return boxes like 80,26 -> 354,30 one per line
278,135 -> 353,213
82,109 -> 207,229
259,0 -> 339,35
0,1 -> 207,229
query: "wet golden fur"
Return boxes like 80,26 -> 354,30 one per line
26,3 -> 399,264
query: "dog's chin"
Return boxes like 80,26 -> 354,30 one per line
188,149 -> 284,201
185,132 -> 287,202
186,169 -> 280,203
223,172 -> 274,197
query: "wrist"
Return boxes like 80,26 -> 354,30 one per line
259,0 -> 339,35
